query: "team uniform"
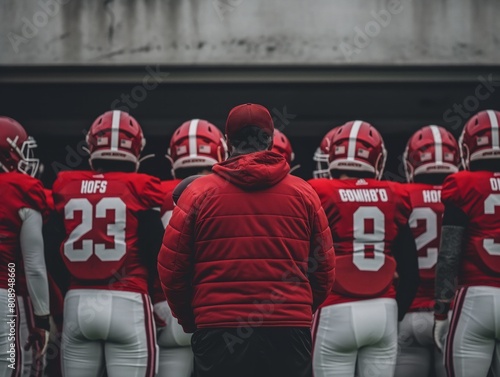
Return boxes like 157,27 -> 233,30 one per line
310,120 -> 419,377
0,118 -> 50,377
440,171 -> 500,376
153,119 -> 227,377
51,110 -> 164,377
53,170 -> 163,377
311,177 -> 412,377
433,110 -> 500,377
0,172 -> 50,377
396,183 -> 446,377
396,125 -> 460,377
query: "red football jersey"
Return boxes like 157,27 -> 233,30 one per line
0,172 -> 47,291
160,179 -> 181,227
44,188 -> 55,212
309,178 -> 411,307
404,183 -> 444,311
53,171 -> 164,294
441,170 -> 500,288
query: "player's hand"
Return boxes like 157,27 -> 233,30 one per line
25,315 -> 50,359
433,318 -> 449,352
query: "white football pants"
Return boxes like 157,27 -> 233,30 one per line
61,289 -> 157,377
154,300 -> 193,377
445,286 -> 500,377
313,298 -> 398,377
395,311 -> 446,377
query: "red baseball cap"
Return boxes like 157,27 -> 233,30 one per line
225,103 -> 274,139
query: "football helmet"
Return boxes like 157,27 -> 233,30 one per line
271,129 -> 294,164
0,116 -> 39,176
312,128 -> 339,179
459,109 -> 500,169
404,125 -> 459,182
328,120 -> 387,179
86,110 -> 146,171
167,119 -> 227,178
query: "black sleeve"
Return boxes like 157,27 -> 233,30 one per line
442,203 -> 468,227
392,223 -> 420,321
137,209 -> 165,287
435,203 -> 467,303
43,212 -> 70,294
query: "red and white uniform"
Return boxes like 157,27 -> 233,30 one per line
310,178 -> 410,377
156,119 -> 226,377
396,125 -> 460,377
53,170 -> 163,377
0,172 -> 49,377
405,183 -> 443,311
396,184 -> 447,377
441,171 -> 500,377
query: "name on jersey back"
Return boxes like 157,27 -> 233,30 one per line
491,177 -> 500,191
422,190 -> 441,203
81,180 -> 107,194
339,188 -> 388,202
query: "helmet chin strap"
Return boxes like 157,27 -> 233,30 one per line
139,154 -> 155,163
289,164 -> 301,174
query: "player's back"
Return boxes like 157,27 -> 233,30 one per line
404,182 -> 444,310
442,170 -> 500,288
0,172 -> 46,290
309,177 -> 410,306
52,170 -> 163,294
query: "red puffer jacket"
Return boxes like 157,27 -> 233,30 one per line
158,151 -> 335,332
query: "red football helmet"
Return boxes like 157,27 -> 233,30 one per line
167,119 -> 227,178
271,129 -> 294,164
459,109 -> 500,169
0,116 -> 39,176
86,110 -> 146,171
313,127 -> 339,179
404,125 -> 460,182
328,120 -> 386,179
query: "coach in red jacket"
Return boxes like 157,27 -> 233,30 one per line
158,103 -> 335,377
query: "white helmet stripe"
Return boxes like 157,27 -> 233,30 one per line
347,120 -> 363,160
110,110 -> 121,151
429,125 -> 443,163
188,119 -> 200,157
487,110 -> 500,149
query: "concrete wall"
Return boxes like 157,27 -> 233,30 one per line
1,0 -> 499,65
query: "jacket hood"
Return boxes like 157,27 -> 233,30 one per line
213,151 -> 289,190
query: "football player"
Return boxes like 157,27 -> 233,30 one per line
153,119 -> 227,377
434,110 -> 500,377
312,128 -> 339,179
310,121 -> 420,377
52,110 -> 164,377
395,126 -> 460,377
0,117 -> 50,377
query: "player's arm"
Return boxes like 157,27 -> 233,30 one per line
392,223 -> 420,321
43,212 -> 70,294
137,208 -> 165,287
434,203 -> 467,315
19,207 -> 50,357
308,193 -> 335,312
